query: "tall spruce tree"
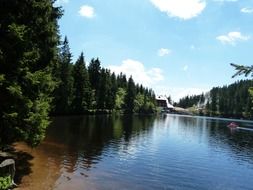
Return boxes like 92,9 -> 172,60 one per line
97,68 -> 108,109
107,72 -> 117,110
88,58 -> 101,91
88,58 -> 101,108
53,36 -> 73,114
72,52 -> 91,113
124,76 -> 136,113
97,69 -> 116,110
0,0 -> 62,146
210,88 -> 218,115
117,73 -> 127,89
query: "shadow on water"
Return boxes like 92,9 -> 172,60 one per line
14,151 -> 33,184
5,149 -> 34,185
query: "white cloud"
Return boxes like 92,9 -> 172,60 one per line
216,32 -> 250,45
108,59 -> 164,87
54,0 -> 69,6
79,5 -> 95,18
150,0 -> 206,20
241,7 -> 253,14
158,48 -> 171,56
183,65 -> 188,71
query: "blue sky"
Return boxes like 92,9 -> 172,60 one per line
55,0 -> 253,102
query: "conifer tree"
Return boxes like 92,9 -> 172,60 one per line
124,76 -> 136,113
72,52 -> 91,113
0,0 -> 62,146
88,58 -> 101,91
107,72 -> 117,110
88,58 -> 101,107
231,63 -> 253,78
97,68 -> 108,109
53,36 -> 73,114
210,88 -> 218,115
117,73 -> 127,89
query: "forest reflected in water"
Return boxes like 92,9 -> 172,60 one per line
15,114 -> 253,190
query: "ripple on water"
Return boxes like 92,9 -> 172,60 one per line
15,115 -> 253,190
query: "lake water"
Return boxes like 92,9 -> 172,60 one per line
15,114 -> 253,190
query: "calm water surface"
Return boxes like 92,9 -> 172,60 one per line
16,114 -> 253,190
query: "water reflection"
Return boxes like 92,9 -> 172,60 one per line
47,115 -> 156,168
172,115 -> 253,168
15,114 -> 253,190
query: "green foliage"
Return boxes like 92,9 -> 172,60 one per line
176,93 -> 205,108
144,100 -> 156,114
210,88 -> 218,114
134,93 -> 156,114
0,0 -> 61,146
50,48 -> 156,114
88,58 -> 101,106
0,175 -> 12,190
107,73 -> 117,110
231,63 -> 253,118
207,80 -> 253,118
249,87 -> 253,98
116,73 -> 127,89
52,37 -> 73,114
0,1 -> 157,149
0,75 -> 5,86
134,93 -> 145,113
124,77 -> 136,113
176,80 -> 253,119
231,63 -> 253,78
115,88 -> 126,110
72,52 -> 91,113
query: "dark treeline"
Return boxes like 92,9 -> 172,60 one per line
206,80 -> 253,119
176,80 -> 253,119
52,37 -> 156,115
174,93 -> 205,108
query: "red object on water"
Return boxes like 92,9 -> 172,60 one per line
227,122 -> 238,128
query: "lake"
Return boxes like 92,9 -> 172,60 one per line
15,114 -> 253,190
